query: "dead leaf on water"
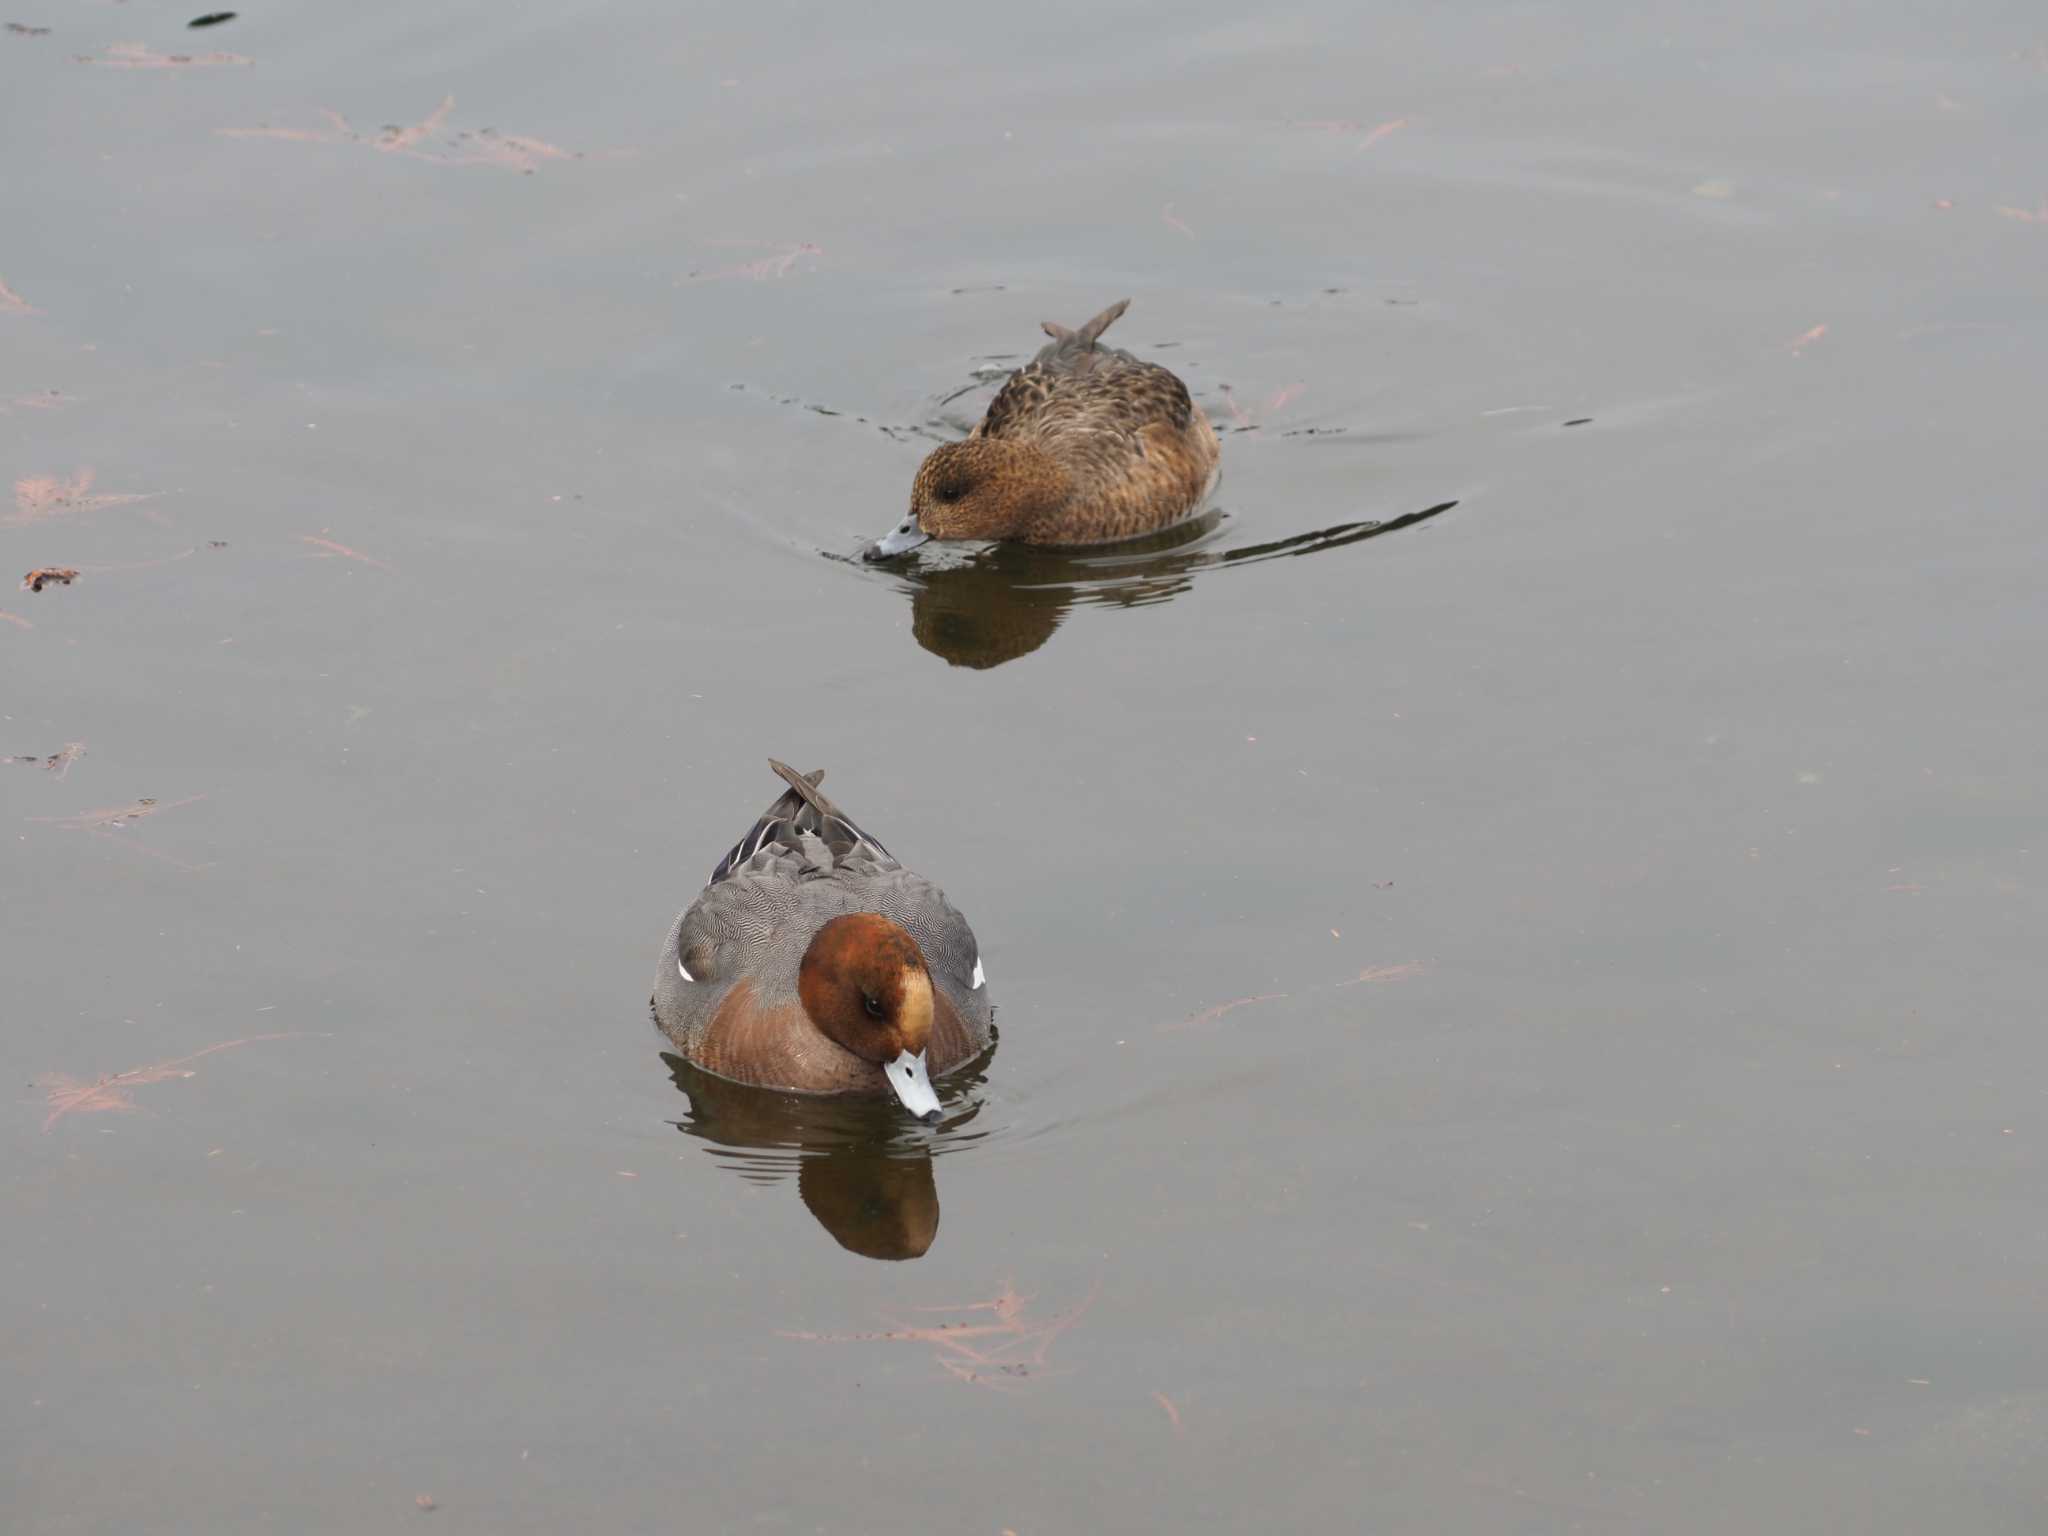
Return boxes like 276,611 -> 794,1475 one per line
1291,117 -> 1408,150
1357,117 -> 1408,150
221,96 -> 584,173
36,1032 -> 320,1131
781,1279 -> 1097,1390
1216,381 -> 1307,432
301,533 -> 391,570
1166,991 -> 1290,1032
0,389 -> 77,414
7,469 -> 157,529
2,742 -> 85,775
76,41 -> 251,68
76,547 -> 199,579
34,793 -> 201,831
1166,959 -> 1423,1033
0,276 -> 36,316
21,567 -> 78,593
29,793 -> 210,869
678,240 -> 823,283
1335,961 -> 1425,987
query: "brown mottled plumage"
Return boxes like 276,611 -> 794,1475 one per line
885,300 -> 1221,550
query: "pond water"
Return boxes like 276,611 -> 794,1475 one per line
6,1 -> 2047,1530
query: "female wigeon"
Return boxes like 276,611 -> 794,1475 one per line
864,299 -> 1222,558
652,761 -> 993,1122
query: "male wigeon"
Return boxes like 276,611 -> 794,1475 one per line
652,761 -> 993,1122
864,299 -> 1222,558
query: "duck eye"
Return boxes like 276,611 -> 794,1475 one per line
862,994 -> 884,1019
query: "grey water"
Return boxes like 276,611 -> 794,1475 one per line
5,1 -> 2047,1530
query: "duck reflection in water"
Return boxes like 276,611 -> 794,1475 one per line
861,498 -> 1458,669
665,1053 -> 992,1261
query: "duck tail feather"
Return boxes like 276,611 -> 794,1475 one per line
1040,300 -> 1129,349
708,763 -> 829,884
765,759 -> 839,820
1076,298 -> 1130,345
765,759 -> 897,867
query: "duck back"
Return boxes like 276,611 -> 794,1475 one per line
973,300 -> 1219,541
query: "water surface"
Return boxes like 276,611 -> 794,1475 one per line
5,1 -> 2047,1530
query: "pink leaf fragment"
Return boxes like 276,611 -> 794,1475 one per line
28,793 -> 210,869
38,1032 -> 319,1131
1,742 -> 85,775
77,41 -> 251,68
301,534 -> 391,571
679,241 -> 823,283
1165,960 -> 1422,1032
1,389 -> 77,413
222,96 -> 584,173
7,469 -> 156,528
781,1279 -> 1097,1391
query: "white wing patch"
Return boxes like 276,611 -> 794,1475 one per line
971,955 -> 985,989
678,957 -> 695,983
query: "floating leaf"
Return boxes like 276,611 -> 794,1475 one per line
222,96 -> 583,173
76,41 -> 251,68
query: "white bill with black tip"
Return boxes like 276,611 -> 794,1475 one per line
887,1048 -> 942,1121
863,517 -> 931,560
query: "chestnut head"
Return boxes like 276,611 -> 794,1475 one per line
797,913 -> 942,1120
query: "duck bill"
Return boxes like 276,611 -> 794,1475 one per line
885,1048 -> 942,1123
862,518 -> 931,561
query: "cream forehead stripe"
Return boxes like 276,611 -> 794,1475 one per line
678,957 -> 694,982
971,956 -> 985,989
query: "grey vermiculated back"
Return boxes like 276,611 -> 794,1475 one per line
651,763 -> 993,1080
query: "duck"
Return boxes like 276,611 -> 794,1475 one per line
652,761 -> 993,1122
864,299 -> 1221,558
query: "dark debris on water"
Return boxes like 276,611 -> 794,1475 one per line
2,742 -> 86,775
